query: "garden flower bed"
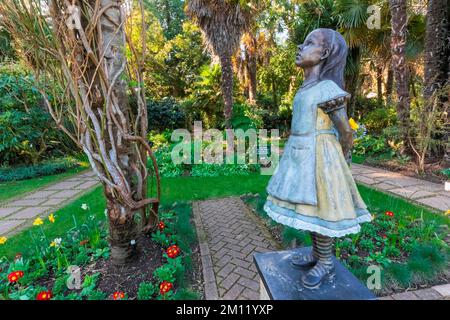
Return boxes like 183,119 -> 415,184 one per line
0,203 -> 202,300
242,190 -> 449,296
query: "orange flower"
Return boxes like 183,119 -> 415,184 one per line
36,291 -> 52,300
159,281 -> 173,295
79,239 -> 89,246
384,211 -> 394,217
158,221 -> 165,231
8,270 -> 24,283
166,245 -> 181,259
112,291 -> 125,300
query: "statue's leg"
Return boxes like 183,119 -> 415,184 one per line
291,232 -> 318,268
301,234 -> 335,288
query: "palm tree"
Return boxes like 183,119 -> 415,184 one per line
389,0 -> 410,147
423,0 -> 450,164
186,0 -> 254,128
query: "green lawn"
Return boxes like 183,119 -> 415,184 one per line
0,167 -> 88,203
1,173 -> 446,259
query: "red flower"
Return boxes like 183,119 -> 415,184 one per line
158,221 -> 165,231
166,245 -> 181,259
159,281 -> 173,295
382,234 -> 387,239
36,291 -> 52,300
112,291 -> 125,300
384,211 -> 394,217
7,270 -> 24,283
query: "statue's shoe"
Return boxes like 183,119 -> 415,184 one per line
301,262 -> 335,289
291,252 -> 317,268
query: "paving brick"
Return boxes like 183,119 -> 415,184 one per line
0,207 -> 20,219
238,276 -> 260,291
8,206 -> 51,220
0,219 -> 25,235
46,180 -> 85,190
74,180 -> 99,190
391,291 -> 420,300
25,190 -> 57,199
219,273 -> 240,291
51,189 -> 82,198
7,198 -> 47,207
413,288 -> 443,300
40,198 -> 68,206
432,284 -> 450,297
222,283 -> 244,300
417,196 -> 450,212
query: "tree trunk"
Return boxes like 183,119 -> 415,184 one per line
376,64 -> 383,104
345,47 -> 361,117
424,0 -> 449,104
389,0 -> 410,148
244,33 -> 258,105
97,1 -> 143,265
106,196 -> 139,265
386,64 -> 394,104
220,54 -> 234,128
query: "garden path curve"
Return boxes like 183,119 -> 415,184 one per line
0,170 -> 99,236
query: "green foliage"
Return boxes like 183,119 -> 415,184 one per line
0,157 -> 80,182
147,97 -> 185,132
361,107 -> 397,134
0,64 -> 74,165
144,0 -> 185,40
137,281 -> 157,300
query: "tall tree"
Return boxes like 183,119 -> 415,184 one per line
186,0 -> 254,128
389,0 -> 410,147
144,0 -> 185,39
423,0 -> 449,164
0,0 -> 160,265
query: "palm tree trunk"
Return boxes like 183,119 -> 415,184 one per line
376,64 -> 383,104
389,0 -> 410,147
345,47 -> 361,117
386,64 -> 394,104
220,54 -> 234,128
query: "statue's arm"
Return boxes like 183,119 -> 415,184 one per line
318,97 -> 353,163
328,107 -> 353,157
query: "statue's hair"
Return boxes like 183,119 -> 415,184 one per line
309,28 -> 348,90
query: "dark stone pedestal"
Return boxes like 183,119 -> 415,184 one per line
254,247 -> 376,300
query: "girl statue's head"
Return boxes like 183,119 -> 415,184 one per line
295,28 -> 348,89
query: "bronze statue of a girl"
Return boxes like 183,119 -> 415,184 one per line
264,28 -> 371,289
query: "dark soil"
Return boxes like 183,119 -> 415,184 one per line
95,235 -> 163,300
365,157 -> 448,184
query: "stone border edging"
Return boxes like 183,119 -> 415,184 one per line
192,201 -> 219,300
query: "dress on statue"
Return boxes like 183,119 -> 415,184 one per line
264,80 -> 372,238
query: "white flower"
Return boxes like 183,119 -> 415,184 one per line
130,239 -> 136,245
81,203 -> 89,210
104,209 -> 108,216
52,238 -> 62,248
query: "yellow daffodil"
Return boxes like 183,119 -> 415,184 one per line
445,209 -> 450,216
349,118 -> 359,131
33,217 -> 44,226
0,237 -> 7,245
48,213 -> 55,223
50,238 -> 62,248
50,241 -> 56,247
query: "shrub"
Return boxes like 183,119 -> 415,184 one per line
0,157 -> 80,182
0,64 -> 75,165
362,107 -> 397,134
147,97 -> 185,132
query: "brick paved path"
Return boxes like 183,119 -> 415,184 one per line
351,163 -> 449,212
193,197 -> 281,300
0,170 -> 99,236
379,284 -> 450,300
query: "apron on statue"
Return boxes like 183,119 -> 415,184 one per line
266,80 -> 348,206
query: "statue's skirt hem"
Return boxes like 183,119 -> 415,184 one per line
264,199 -> 372,238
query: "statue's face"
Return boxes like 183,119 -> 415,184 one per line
296,31 -> 328,68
